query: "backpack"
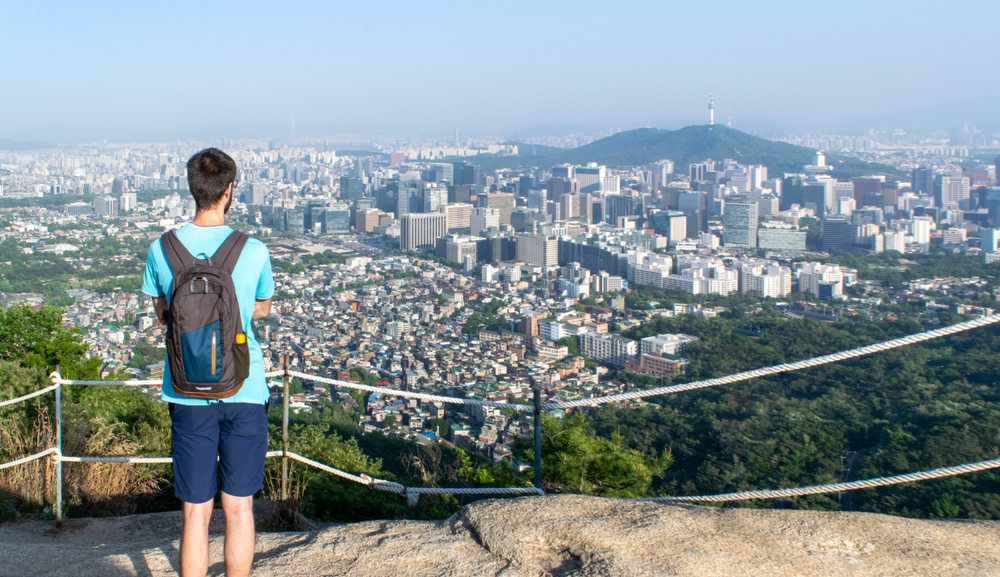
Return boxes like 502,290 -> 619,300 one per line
160,229 -> 251,399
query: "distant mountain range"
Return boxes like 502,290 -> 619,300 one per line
470,125 -> 906,180
0,138 -> 56,151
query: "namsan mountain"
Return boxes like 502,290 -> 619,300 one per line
469,125 -> 905,181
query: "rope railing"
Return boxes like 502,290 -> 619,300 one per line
645,457 -> 1000,503
0,313 -> 994,517
541,313 -> 1000,410
1,446 -> 995,504
285,370 -> 534,411
0,384 -> 59,408
0,447 -> 542,505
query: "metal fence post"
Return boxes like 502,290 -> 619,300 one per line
533,386 -> 542,490
52,365 -> 62,526
281,353 -> 290,501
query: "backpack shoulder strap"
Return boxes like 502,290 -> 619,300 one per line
212,231 -> 250,275
160,230 -> 195,274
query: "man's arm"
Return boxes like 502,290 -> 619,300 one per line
153,296 -> 168,325
253,298 -> 272,319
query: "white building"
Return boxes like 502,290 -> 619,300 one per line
579,333 -> 637,367
481,264 -> 497,283
385,321 -> 411,339
908,216 -> 934,245
739,263 -> 792,298
796,262 -> 845,299
639,334 -> 697,356
470,207 -> 499,237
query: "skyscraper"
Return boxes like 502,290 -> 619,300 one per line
470,207 -> 499,237
340,177 -> 365,202
937,176 -> 970,209
821,217 -> 854,252
722,202 -> 757,247
575,164 -> 606,194
401,213 -> 447,251
912,166 -> 934,196
483,193 -> 515,226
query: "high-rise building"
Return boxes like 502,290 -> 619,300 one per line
739,263 -> 792,298
723,202 -> 757,247
796,262 -> 844,299
937,176 -> 970,209
516,235 -> 559,266
355,208 -> 383,233
340,177 -> 365,202
551,164 -> 574,179
546,178 -> 578,203
822,217 -> 854,252
678,191 -> 709,234
575,163 -> 606,193
435,235 -> 478,264
606,195 -> 642,228
912,166 -> 934,196
429,163 -> 454,183
982,228 -> 1000,252
560,192 -> 593,223
421,183 -> 448,213
852,177 -> 882,206
483,193 -> 515,226
528,189 -> 547,209
470,207 -> 499,237
909,216 -> 934,245
243,183 -> 264,206
650,210 -> 687,242
757,227 -> 806,251
93,196 -> 119,218
440,203 -> 472,231
579,333 -> 637,367
120,193 -> 137,212
400,212 -> 447,251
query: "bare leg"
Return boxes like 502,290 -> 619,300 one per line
221,492 -> 255,577
180,499 -> 214,577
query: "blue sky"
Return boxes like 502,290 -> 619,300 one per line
1,0 -> 998,142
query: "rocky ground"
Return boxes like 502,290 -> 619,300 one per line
1,495 -> 998,576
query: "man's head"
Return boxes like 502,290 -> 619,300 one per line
187,148 -> 237,212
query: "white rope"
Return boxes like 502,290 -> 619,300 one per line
0,384 -> 58,408
285,370 -> 534,412
54,455 -> 174,464
0,448 -> 541,498
543,314 -> 1000,410
53,378 -> 161,386
647,457 -> 1000,503
0,448 -> 58,470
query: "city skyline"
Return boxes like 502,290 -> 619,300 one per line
1,0 -> 999,143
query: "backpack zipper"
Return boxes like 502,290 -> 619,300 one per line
211,331 -> 217,374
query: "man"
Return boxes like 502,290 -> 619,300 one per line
141,148 -> 274,577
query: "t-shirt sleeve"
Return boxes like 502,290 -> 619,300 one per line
256,244 -> 275,300
141,242 -> 164,297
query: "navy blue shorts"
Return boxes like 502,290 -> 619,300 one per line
169,402 -> 268,504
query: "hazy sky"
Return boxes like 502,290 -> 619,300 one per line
2,0 -> 998,143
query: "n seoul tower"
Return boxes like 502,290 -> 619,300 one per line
709,91 -> 715,125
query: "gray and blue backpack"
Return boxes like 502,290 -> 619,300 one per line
160,230 -> 251,399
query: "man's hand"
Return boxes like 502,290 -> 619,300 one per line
153,296 -> 168,325
253,298 -> 272,319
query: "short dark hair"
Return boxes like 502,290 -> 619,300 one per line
187,148 -> 237,210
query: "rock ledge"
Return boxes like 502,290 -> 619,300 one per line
1,495 -> 998,576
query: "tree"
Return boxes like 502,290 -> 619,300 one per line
522,414 -> 671,498
383,415 -> 397,428
0,304 -> 100,378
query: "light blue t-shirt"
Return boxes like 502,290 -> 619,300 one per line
141,224 -> 275,406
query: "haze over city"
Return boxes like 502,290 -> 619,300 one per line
2,0 -> 999,143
